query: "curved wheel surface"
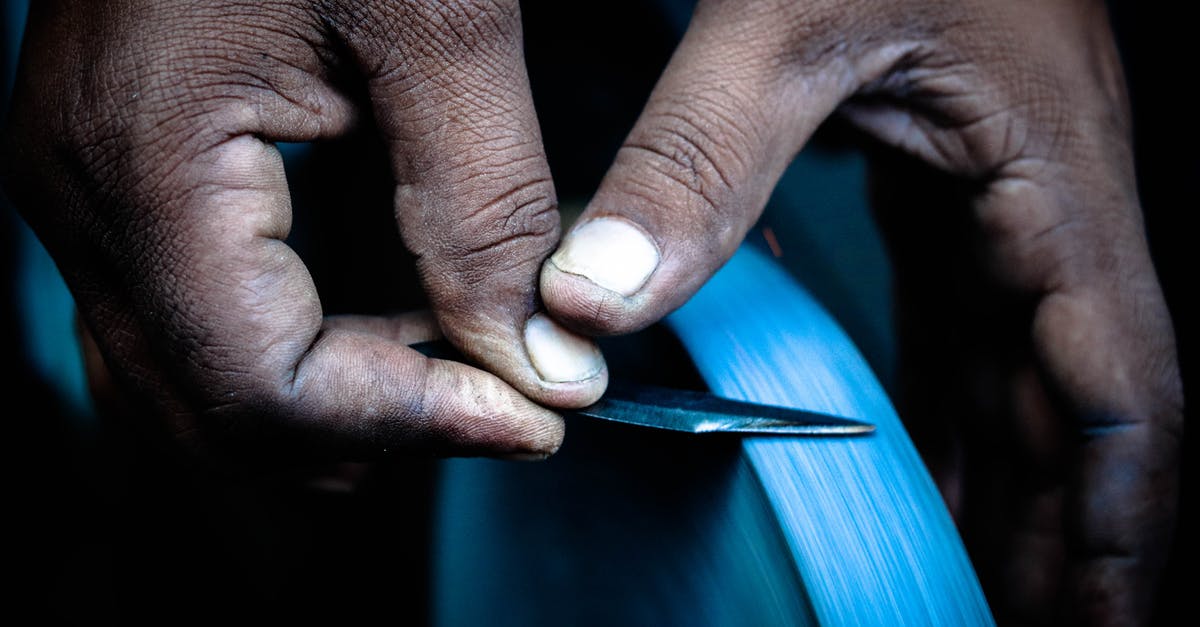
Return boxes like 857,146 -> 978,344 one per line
433,245 -> 994,626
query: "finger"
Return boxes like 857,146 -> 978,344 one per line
850,2 -> 1183,620
305,312 -> 567,459
965,28 -> 1183,619
330,1 -> 606,407
102,135 -> 563,460
1025,240 -> 1182,625
538,2 -> 873,335
872,105 -> 1182,625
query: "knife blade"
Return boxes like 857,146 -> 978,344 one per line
577,381 -> 874,436
410,339 -> 874,436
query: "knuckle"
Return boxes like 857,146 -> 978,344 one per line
16,52 -> 289,222
622,98 -> 758,217
55,11 -> 325,161
440,179 -> 560,281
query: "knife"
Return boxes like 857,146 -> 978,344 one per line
410,339 -> 874,436
576,380 -> 874,436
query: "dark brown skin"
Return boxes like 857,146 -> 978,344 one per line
0,0 -> 1181,625
537,1 -> 1181,625
2,0 -> 609,462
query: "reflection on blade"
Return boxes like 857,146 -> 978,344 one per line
574,382 -> 875,436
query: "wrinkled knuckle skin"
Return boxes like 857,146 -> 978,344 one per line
628,128 -> 726,216
4,3 -> 324,233
439,181 -> 560,286
6,3 -> 337,283
623,98 -> 756,219
614,103 -> 756,261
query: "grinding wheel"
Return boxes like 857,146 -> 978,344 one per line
433,244 -> 995,626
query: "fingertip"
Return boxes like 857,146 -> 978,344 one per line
288,328 -> 570,460
423,311 -> 608,415
496,407 -> 565,461
476,408 -> 565,461
517,415 -> 565,461
519,313 -> 609,408
423,357 -> 567,458
523,313 -> 605,382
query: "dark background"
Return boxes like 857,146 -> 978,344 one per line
2,1 -> 1191,624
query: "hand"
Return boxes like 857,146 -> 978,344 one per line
1,0 -> 609,464
538,1 -> 1182,624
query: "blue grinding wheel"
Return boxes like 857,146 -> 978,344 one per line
433,245 -> 995,626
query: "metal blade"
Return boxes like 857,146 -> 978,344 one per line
574,382 -> 875,436
409,339 -> 873,436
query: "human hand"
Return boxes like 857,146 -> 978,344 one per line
1,0 -> 609,465
538,1 -> 1182,624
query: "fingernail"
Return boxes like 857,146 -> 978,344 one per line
524,313 -> 604,383
549,217 -> 659,296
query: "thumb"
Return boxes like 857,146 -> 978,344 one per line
540,1 -> 866,335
